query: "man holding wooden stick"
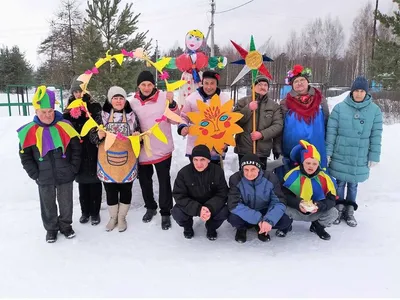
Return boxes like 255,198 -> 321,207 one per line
233,75 -> 283,170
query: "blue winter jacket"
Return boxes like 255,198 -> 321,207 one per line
227,171 -> 286,226
325,93 -> 383,183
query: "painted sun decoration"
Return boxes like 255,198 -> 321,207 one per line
187,94 -> 243,154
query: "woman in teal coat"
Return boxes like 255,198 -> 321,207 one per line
326,76 -> 383,227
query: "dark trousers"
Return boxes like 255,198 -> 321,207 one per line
38,182 -> 73,233
238,154 -> 267,170
78,182 -> 102,217
103,182 -> 133,206
171,205 -> 229,231
138,157 -> 173,216
228,212 -> 293,231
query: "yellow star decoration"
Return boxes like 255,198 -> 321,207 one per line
187,95 -> 243,154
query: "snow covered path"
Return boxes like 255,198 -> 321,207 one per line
0,116 -> 399,297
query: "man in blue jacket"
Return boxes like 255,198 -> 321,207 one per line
227,154 -> 292,243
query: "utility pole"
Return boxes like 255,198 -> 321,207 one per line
155,40 -> 159,87
372,0 -> 379,60
67,1 -> 75,73
210,0 -> 215,57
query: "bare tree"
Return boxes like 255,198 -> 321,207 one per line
322,16 -> 345,83
347,2 -> 374,77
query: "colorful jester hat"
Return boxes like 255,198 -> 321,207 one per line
283,140 -> 337,202
290,139 -> 321,165
32,86 -> 59,110
17,86 -> 80,161
285,64 -> 312,85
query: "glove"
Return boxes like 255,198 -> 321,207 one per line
327,156 -> 331,165
368,161 -> 378,168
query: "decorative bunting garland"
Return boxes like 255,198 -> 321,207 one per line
69,49 -> 184,158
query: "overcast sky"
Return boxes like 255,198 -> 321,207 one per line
0,0 -> 396,68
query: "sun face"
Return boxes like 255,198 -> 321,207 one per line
187,95 -> 243,154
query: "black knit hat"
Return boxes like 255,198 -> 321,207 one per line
137,70 -> 155,86
254,75 -> 270,87
240,153 -> 262,170
202,70 -> 220,84
191,145 -> 211,160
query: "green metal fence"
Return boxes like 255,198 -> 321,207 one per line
0,85 -> 64,117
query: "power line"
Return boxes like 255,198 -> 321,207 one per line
215,0 -> 254,14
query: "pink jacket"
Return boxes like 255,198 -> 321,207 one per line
179,89 -> 231,160
129,90 -> 180,165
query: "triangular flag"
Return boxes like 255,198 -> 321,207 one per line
128,135 -> 141,157
163,106 -> 183,123
104,132 -> 116,151
142,134 -> 152,157
153,57 -> 172,72
67,99 -> 87,110
152,123 -> 168,144
113,53 -> 125,65
80,117 -> 99,137
166,80 -> 187,91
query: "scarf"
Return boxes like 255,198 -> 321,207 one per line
286,87 -> 322,124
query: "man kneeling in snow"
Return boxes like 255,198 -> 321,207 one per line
227,154 -> 292,243
283,140 -> 338,241
172,145 -> 229,240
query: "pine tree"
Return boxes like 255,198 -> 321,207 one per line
0,46 -> 34,91
371,0 -> 400,89
85,0 -> 151,99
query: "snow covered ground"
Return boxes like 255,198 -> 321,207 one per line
0,93 -> 399,297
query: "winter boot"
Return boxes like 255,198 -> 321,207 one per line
183,226 -> 194,239
235,229 -> 247,243
91,215 -> 101,226
105,205 -> 119,232
344,205 -> 358,227
276,225 -> 292,237
142,209 -> 157,223
206,229 -> 218,241
161,215 -> 171,230
333,204 -> 345,225
46,231 -> 58,243
310,221 -> 331,240
258,233 -> 271,242
61,228 -> 76,239
79,214 -> 90,224
118,203 -> 130,232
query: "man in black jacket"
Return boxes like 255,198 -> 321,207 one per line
18,86 -> 81,243
172,145 -> 229,240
